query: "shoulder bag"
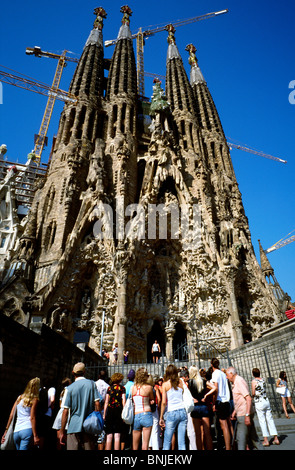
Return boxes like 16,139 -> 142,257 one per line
122,386 -> 134,425
183,385 -> 194,414
1,403 -> 17,450
83,411 -> 104,435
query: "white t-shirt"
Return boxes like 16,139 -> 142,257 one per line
95,379 -> 109,401
45,387 -> 56,417
211,369 -> 230,402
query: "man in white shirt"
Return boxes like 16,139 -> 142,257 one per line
211,358 -> 232,450
95,370 -> 109,402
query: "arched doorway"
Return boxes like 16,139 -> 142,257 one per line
172,323 -> 188,361
147,320 -> 165,363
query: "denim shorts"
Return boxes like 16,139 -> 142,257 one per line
191,402 -> 212,419
133,412 -> 153,431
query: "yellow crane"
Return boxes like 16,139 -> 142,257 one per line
25,47 -> 79,165
0,65 -> 76,103
105,9 -> 229,98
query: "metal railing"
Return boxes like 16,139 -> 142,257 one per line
85,334 -> 295,419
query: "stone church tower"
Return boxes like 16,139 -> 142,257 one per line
0,7 -> 286,362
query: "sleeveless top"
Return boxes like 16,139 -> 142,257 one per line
133,385 -> 151,414
14,399 -> 32,432
166,386 -> 185,412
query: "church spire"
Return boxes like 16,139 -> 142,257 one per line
28,8 -> 108,283
187,43 -> 235,179
187,43 -> 224,137
165,27 -> 201,154
258,239 -> 274,276
84,7 -> 107,48
258,239 -> 287,304
166,24 -> 181,62
117,5 -> 133,40
106,5 -> 137,102
186,43 -> 206,86
105,5 -> 137,207
67,7 -> 106,100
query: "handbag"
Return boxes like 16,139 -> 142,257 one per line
1,404 -> 17,450
183,385 -> 194,414
121,396 -> 134,425
276,386 -> 286,395
82,411 -> 104,435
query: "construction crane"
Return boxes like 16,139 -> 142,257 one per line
25,47 -> 79,165
105,9 -> 229,98
0,63 -> 77,165
0,65 -> 77,103
227,137 -> 287,164
265,231 -> 295,254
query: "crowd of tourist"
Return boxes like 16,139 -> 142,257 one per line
1,358 -> 294,451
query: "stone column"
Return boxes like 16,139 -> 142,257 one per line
225,267 -> 244,348
113,247 -> 128,364
116,279 -> 127,364
165,326 -> 175,362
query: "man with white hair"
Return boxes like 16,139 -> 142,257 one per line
226,366 -> 261,450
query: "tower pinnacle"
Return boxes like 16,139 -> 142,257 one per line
185,43 -> 206,85
85,7 -> 107,48
93,7 -> 107,30
165,24 -> 181,62
117,5 -> 133,40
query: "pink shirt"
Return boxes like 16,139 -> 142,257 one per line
232,375 -> 254,417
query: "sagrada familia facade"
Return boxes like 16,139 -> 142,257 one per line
0,7 -> 288,362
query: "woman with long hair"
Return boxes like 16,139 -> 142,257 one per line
159,364 -> 188,450
1,377 -> 40,450
188,366 -> 216,450
132,368 -> 154,450
276,371 -> 295,419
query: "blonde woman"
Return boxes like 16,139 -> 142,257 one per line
1,377 -> 40,450
188,366 -> 216,450
132,368 -> 154,450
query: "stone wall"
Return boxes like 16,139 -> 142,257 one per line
0,313 -> 104,433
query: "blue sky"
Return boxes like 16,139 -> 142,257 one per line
1,0 -> 294,302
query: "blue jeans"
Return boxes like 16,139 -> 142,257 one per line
14,428 -> 33,450
163,408 -> 188,450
